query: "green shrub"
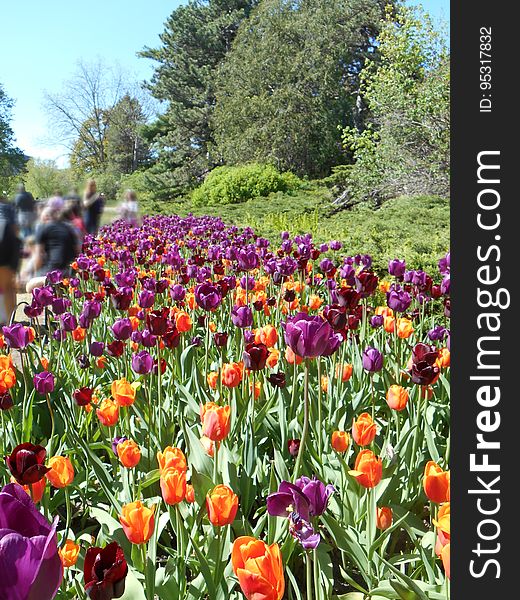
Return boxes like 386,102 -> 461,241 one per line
191,163 -> 302,206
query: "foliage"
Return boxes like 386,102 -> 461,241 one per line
191,163 -> 302,206
140,0 -> 258,197
21,159 -> 78,199
342,6 -> 450,202
0,83 -> 25,193
213,0 -> 390,178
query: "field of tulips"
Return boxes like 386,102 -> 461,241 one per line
0,214 -> 450,600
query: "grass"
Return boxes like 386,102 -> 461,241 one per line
141,185 -> 450,274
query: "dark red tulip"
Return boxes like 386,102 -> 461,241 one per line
84,541 -> 128,600
73,387 -> 94,406
6,443 -> 50,485
243,343 -> 269,371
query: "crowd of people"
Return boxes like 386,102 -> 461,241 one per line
0,180 -> 140,325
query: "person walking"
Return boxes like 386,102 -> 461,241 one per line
0,195 -> 22,324
13,183 -> 36,239
118,189 -> 139,225
82,179 -> 104,236
25,203 -> 80,292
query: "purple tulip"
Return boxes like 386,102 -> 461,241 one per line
0,483 -> 62,598
237,248 -> 260,271
283,313 -> 341,359
267,481 -> 311,521
138,290 -> 155,309
132,351 -> 153,375
428,325 -> 447,341
112,318 -> 133,341
387,286 -> 412,313
112,436 -> 128,456
89,342 -> 105,357
33,371 -> 55,395
32,286 -> 54,308
294,476 -> 335,517
370,314 -> 384,328
194,283 -> 222,311
388,259 -> 406,279
231,306 -> 253,328
362,347 -> 384,372
2,324 -> 32,349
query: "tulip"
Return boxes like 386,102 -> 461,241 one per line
283,312 -> 341,358
352,413 -> 377,446
294,476 -> 334,517
157,446 -> 187,474
111,318 -> 133,340
207,371 -> 218,389
185,484 -> 195,504
243,343 -> 269,371
376,506 -> 393,530
46,455 -> 75,488
6,442 -> 50,485
410,343 -> 439,386
119,501 -> 155,545
206,484 -> 239,526
362,347 -> 383,372
0,391 -> 14,410
84,541 -> 128,599
116,440 -> 141,468
331,431 -> 350,453
73,386 -> 94,406
33,371 -> 55,394
396,318 -> 414,339
194,282 -> 222,311
2,323 -> 33,349
160,467 -> 187,505
96,398 -> 120,426
423,461 -> 450,503
220,363 -> 243,388
337,362 -> 353,382
175,311 -> 192,332
59,539 -> 80,567
231,305 -> 253,328
200,435 -> 216,457
200,402 -> 231,441
111,378 -> 138,406
349,450 -> 383,488
231,536 -> 285,600
0,483 -> 62,598
386,385 -> 409,411
0,355 -> 16,394
267,371 -> 286,389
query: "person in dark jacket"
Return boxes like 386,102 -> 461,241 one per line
82,179 -> 104,236
13,183 -> 36,239
0,195 -> 21,323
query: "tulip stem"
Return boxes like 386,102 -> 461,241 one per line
305,551 -> 314,600
45,393 -> 55,457
293,361 -> 309,482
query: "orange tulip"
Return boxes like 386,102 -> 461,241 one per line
266,348 -> 280,369
433,502 -> 451,538
111,378 -> 138,406
396,318 -> 414,339
383,316 -> 395,333
175,311 -> 192,332
221,362 -> 243,388
157,446 -> 187,474
207,371 -> 218,389
337,363 -> 353,383
423,461 -> 450,503
209,321 -> 217,333
120,501 -> 155,545
72,327 -> 86,342
200,402 -> 231,442
386,385 -> 409,411
331,431 -> 350,453
232,536 -> 285,600
321,375 -> 329,393
308,294 -> 323,311
117,440 -> 141,468
59,539 -> 80,567
46,456 -> 74,489
255,325 -> 278,348
185,483 -> 195,504
206,484 -> 239,526
96,398 -> 119,426
11,477 -> 46,503
349,450 -> 383,488
0,354 -> 16,394
40,357 -> 49,370
438,347 -> 450,368
352,413 -> 377,446
376,506 -> 393,530
375,306 -> 394,318
160,467 -> 187,505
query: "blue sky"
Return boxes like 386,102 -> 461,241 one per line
1,0 -> 449,166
